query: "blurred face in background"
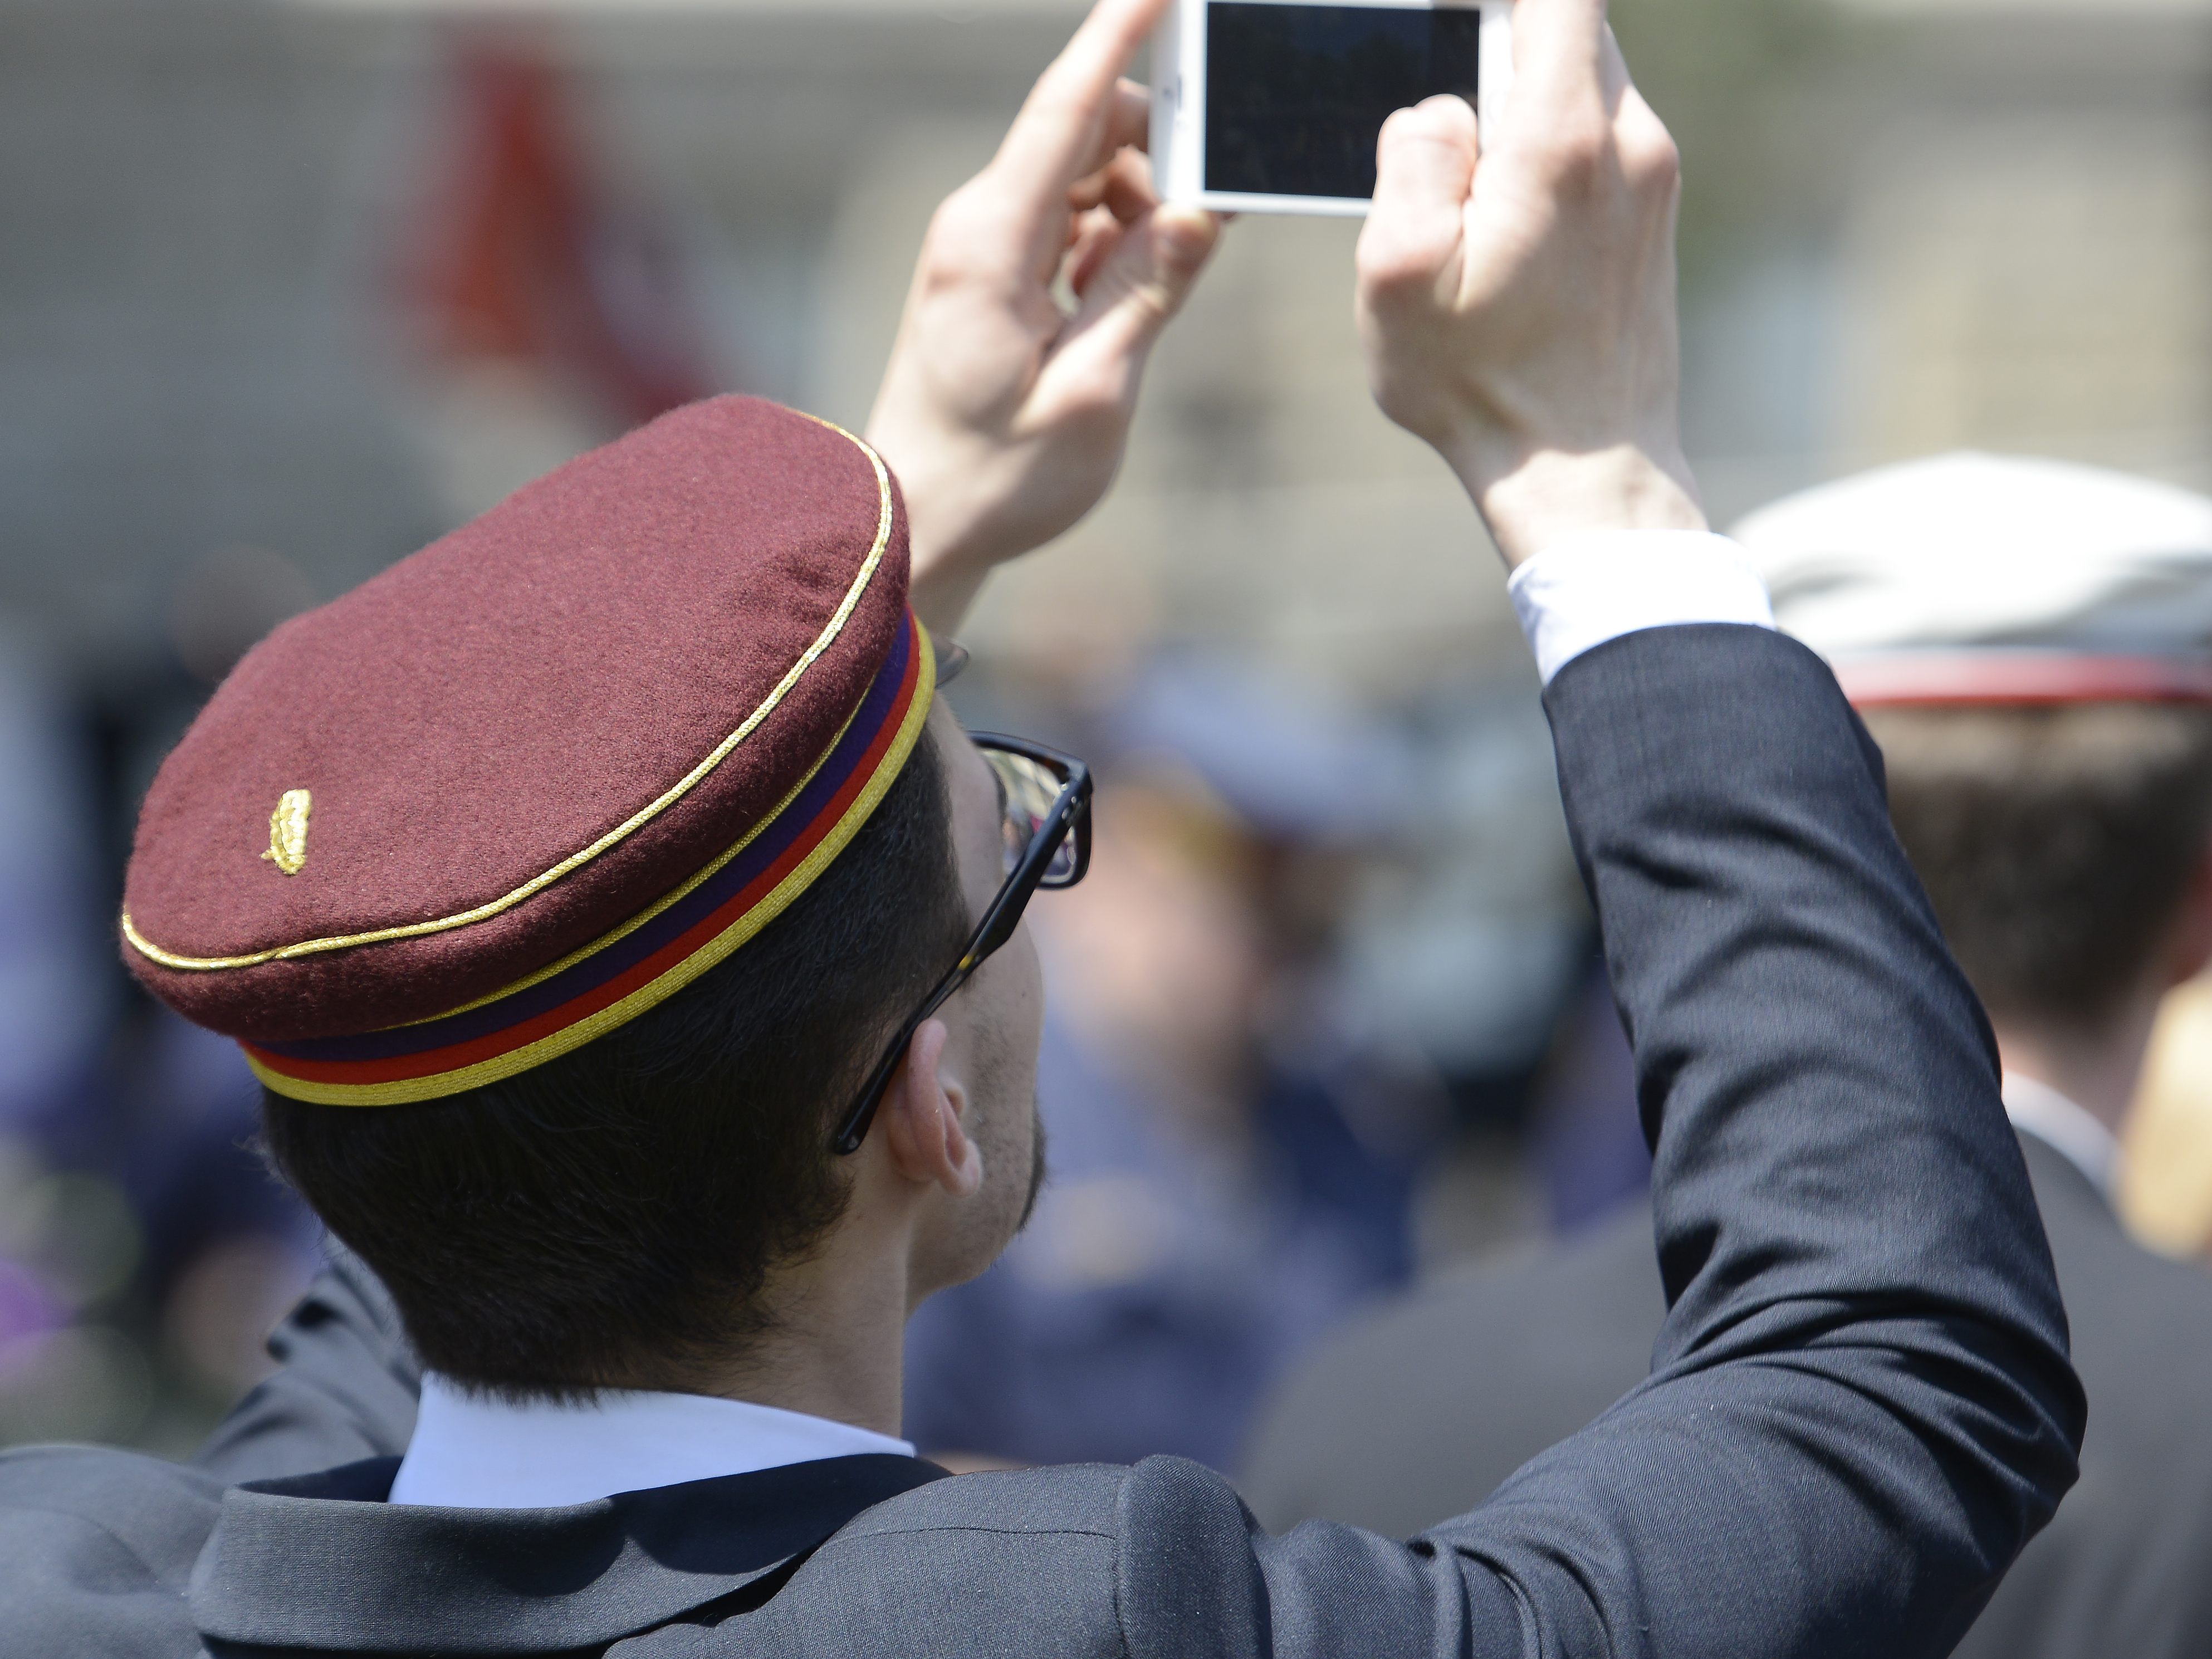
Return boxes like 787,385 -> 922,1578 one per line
1030,772 -> 1267,1146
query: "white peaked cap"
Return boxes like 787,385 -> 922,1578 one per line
1731,453 -> 2212,706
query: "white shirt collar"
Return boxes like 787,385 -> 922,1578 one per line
2001,1071 -> 2123,1201
388,1372 -> 916,1510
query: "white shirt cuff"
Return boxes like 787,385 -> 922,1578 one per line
1508,531 -> 1777,685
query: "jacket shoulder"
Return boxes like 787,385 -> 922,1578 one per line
1959,1148 -> 2212,1657
0,1446 -> 218,1658
2027,1142 -> 2212,1385
630,1464 -> 1133,1658
644,1460 -> 1270,1659
837,1459 -> 1131,1539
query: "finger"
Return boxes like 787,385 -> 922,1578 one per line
1105,80 -> 1152,158
1053,204 -> 1220,391
1065,206 -> 1126,298
1063,82 -> 1153,197
1075,147 -> 1159,226
1513,0 -> 1611,121
1362,97 -> 1478,291
993,0 -> 1168,209
1029,88 -> 1156,286
1613,82 -> 1682,198
1061,146 -> 1159,290
1069,141 -> 1155,213
1599,23 -> 1632,114
1065,151 -> 1161,292
1373,95 -> 1479,205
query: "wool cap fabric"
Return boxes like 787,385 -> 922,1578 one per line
1734,453 -> 2212,706
123,395 -> 936,1105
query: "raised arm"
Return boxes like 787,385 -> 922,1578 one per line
864,0 -> 1220,637
1117,2 -> 2081,1653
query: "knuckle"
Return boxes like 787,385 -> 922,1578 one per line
929,181 -> 982,231
920,195 -> 977,262
1357,229 -> 1452,300
1353,246 -> 1442,312
1123,276 -> 1178,327
919,192 -> 1012,289
1622,126 -> 1681,193
1069,385 -> 1125,428
1354,250 -> 1420,305
1369,375 -> 1452,446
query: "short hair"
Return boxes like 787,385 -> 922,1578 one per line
1866,703 -> 2212,1035
262,729 -> 969,1399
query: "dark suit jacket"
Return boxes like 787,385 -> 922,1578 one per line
1959,1135 -> 2212,1659
189,1244 -> 421,1489
1247,1132 -> 2212,1659
0,625 -> 2084,1658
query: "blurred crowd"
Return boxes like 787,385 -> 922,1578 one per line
908,652 -> 1611,1468
21,572 -> 2212,1475
0,634 -> 317,1450
0,591 -> 1648,1464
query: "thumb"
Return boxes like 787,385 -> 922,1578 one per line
1361,96 -> 1477,295
1058,203 -> 1221,380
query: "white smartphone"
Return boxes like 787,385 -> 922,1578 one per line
1151,0 -> 1514,217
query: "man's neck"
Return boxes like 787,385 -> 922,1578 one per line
1991,997 -> 2161,1141
695,1229 -> 916,1438
390,1199 -> 933,1509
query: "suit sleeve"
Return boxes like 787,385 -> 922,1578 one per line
190,1242 -> 422,1486
1132,625 -> 2083,1659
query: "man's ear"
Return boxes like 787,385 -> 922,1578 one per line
878,1019 -> 983,1198
2166,840 -> 2212,988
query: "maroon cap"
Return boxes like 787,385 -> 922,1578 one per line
121,396 -> 936,1105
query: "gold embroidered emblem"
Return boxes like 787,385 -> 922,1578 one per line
261,789 -> 311,875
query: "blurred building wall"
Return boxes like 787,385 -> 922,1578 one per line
6,0 -> 2205,692
1830,3 -> 2211,488
0,0 -> 447,671
1688,1 -> 2212,522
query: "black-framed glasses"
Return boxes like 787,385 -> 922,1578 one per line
831,733 -> 1092,1155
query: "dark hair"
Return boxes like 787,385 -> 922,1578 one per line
1866,703 -> 2212,1035
262,731 -> 968,1399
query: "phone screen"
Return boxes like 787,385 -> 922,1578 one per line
1203,3 -> 1481,200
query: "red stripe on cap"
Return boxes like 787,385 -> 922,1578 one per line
1837,653 -> 2212,708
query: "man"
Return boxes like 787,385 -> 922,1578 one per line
1245,453 -> 2212,1658
0,3 -> 2082,1656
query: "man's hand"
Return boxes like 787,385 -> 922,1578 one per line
1355,0 -> 1704,568
867,0 -> 1220,637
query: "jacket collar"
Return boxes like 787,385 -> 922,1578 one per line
2001,1072 -> 2121,1201
2014,1123 -> 2121,1229
189,1452 -> 947,1653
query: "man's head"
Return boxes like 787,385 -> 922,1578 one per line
1863,703 -> 2212,1039
1741,453 -> 2212,1053
263,702 -> 1048,1398
120,399 -> 1054,1401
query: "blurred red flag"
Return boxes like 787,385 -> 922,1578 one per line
414,33 -> 716,428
